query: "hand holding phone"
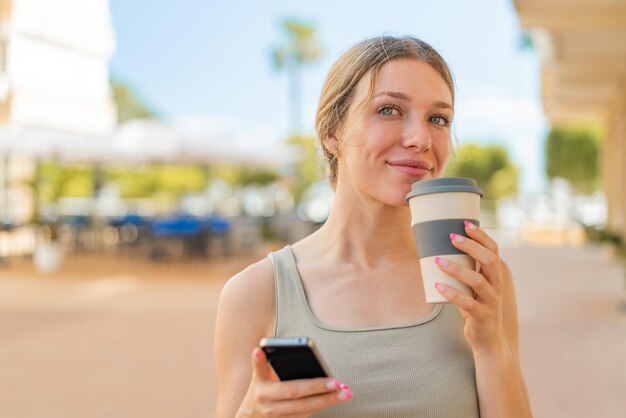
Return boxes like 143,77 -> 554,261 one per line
259,337 -> 332,381
238,339 -> 352,415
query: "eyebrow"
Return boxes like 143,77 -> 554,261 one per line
372,91 -> 453,111
433,101 -> 454,111
373,91 -> 412,102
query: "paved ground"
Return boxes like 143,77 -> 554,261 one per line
509,244 -> 626,417
1,242 -> 625,417
0,247 -> 273,418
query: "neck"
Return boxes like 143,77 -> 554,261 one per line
310,183 -> 417,269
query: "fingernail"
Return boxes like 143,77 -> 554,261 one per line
326,379 -> 341,390
337,389 -> 353,400
434,256 -> 449,267
254,348 -> 261,359
450,233 -> 464,243
435,282 -> 448,291
340,383 -> 350,390
464,220 -> 477,230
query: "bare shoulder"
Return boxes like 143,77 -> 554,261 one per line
214,256 -> 276,416
217,256 -> 276,336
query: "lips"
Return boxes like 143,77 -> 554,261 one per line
387,159 -> 433,177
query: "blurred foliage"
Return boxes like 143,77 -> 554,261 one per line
38,162 -> 209,201
272,17 -> 322,133
38,162 -> 94,202
545,126 -> 600,194
106,164 -> 207,199
286,134 -> 325,202
37,161 -> 284,202
519,31 -> 534,51
110,79 -> 156,123
584,226 -> 626,259
585,226 -> 623,247
209,165 -> 241,185
235,168 -> 279,186
34,80 -> 287,205
272,18 -> 322,69
209,164 -> 278,186
444,143 -> 519,202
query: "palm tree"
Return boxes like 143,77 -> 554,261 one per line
272,18 -> 321,134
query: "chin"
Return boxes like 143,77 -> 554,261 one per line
381,192 -> 412,208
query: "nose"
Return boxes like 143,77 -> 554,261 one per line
402,119 -> 432,152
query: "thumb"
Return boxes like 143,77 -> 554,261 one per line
251,347 -> 279,382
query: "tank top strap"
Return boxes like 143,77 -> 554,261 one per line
268,245 -> 310,336
267,246 -> 479,417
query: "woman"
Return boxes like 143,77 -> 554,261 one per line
215,35 -> 533,417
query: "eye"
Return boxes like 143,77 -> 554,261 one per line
429,114 -> 450,126
378,105 -> 400,116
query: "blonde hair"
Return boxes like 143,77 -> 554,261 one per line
315,35 -> 455,186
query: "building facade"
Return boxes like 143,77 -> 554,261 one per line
0,0 -> 116,134
514,0 -> 626,239
0,0 -> 116,225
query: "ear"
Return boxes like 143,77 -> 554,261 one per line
322,135 -> 340,157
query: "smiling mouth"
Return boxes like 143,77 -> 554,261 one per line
386,160 -> 433,177
387,160 -> 433,171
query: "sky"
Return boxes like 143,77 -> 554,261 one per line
108,0 -> 549,194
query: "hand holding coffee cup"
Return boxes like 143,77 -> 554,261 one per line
406,177 -> 483,304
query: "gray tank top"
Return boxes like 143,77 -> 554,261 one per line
269,245 -> 479,418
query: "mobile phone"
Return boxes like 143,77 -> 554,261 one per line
259,337 -> 332,381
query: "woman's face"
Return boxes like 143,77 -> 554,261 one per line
331,58 -> 453,207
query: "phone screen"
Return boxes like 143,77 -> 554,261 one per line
262,345 -> 329,381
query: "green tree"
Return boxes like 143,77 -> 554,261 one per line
444,144 -> 519,202
106,164 -> 208,199
234,168 -> 279,186
286,134 -> 325,202
38,162 -> 95,202
545,126 -> 600,194
110,79 -> 156,123
272,18 -> 322,133
209,164 -> 278,187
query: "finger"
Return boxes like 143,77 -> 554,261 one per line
434,280 -> 485,316
434,257 -> 496,305
258,387 -> 353,416
449,232 -> 503,291
464,220 -> 498,253
450,232 -> 498,267
257,377 -> 343,402
251,347 -> 279,382
462,222 -> 505,291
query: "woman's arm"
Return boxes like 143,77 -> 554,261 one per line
214,259 -> 276,417
214,258 -> 352,418
434,224 -> 533,418
472,262 -> 532,418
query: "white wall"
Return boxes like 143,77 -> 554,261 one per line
6,0 -> 116,134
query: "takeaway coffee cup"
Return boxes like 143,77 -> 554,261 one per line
405,177 -> 483,304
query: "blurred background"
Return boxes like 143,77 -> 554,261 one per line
0,0 -> 625,417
